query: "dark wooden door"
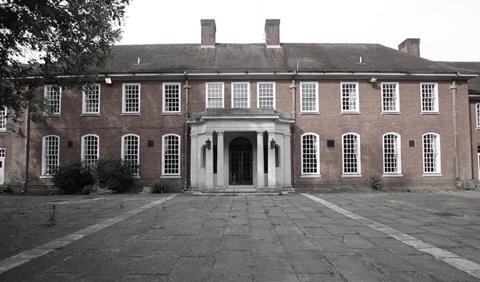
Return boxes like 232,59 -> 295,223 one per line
229,138 -> 253,185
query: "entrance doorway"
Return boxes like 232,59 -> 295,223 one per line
229,137 -> 253,185
0,147 -> 5,185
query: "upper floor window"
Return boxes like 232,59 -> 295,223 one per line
301,82 -> 319,112
41,135 -> 59,176
301,133 -> 320,175
257,82 -> 275,109
423,133 -> 441,174
341,82 -> 359,112
342,133 -> 361,175
162,134 -> 180,176
382,82 -> 400,112
476,103 -> 480,128
81,134 -> 99,169
232,82 -> 250,108
44,85 -> 61,115
206,82 -> 224,109
82,84 -> 100,114
420,83 -> 438,113
383,133 -> 401,175
121,134 -> 140,176
163,83 -> 181,113
122,83 -> 141,114
0,107 -> 7,132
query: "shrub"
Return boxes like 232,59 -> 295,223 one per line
53,162 -> 94,194
370,176 -> 383,191
95,158 -> 135,193
151,183 -> 177,194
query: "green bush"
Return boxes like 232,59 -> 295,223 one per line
370,176 -> 383,191
53,162 -> 94,194
95,158 -> 135,193
151,183 -> 177,194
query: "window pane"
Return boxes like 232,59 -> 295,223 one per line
232,83 -> 249,108
0,107 -> 6,131
421,83 -> 437,112
384,134 -> 400,173
122,135 -> 139,175
123,84 -> 140,113
343,134 -> 359,174
163,135 -> 180,175
82,135 -> 99,169
207,83 -> 223,108
164,83 -> 180,112
341,83 -> 357,111
84,85 -> 100,113
42,136 -> 59,175
302,134 -> 319,174
45,86 -> 61,114
258,82 -> 275,109
301,83 -> 317,112
382,83 -> 398,112
423,134 -> 440,173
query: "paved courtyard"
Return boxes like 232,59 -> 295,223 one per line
0,191 -> 479,281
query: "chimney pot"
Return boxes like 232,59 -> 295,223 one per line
201,19 -> 216,47
398,38 -> 420,57
265,19 -> 280,47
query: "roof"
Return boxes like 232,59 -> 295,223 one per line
103,43 -> 476,75
440,62 -> 480,94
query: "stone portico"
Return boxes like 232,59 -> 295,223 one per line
188,109 -> 294,192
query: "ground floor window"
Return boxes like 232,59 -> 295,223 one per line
383,133 -> 401,174
423,133 -> 440,174
301,133 -> 320,175
81,134 -> 99,169
122,134 -> 140,176
162,134 -> 180,176
42,135 -> 59,176
342,133 -> 360,175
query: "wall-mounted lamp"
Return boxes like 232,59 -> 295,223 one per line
105,77 -> 112,85
205,138 -> 211,150
270,138 -> 276,149
368,77 -> 377,84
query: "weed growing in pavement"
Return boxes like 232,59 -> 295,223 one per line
47,204 -> 56,226
370,176 -> 383,191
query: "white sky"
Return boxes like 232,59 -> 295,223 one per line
120,0 -> 480,62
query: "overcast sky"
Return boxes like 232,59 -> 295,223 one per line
120,0 -> 480,62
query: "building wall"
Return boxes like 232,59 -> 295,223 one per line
2,78 -> 474,191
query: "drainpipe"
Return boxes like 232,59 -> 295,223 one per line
289,71 -> 297,189
22,103 -> 31,194
450,79 -> 459,181
183,72 -> 191,190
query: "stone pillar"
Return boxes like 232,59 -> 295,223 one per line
205,133 -> 214,188
190,135 -> 198,188
267,132 -> 276,187
217,132 -> 224,187
283,134 -> 292,187
256,132 -> 265,187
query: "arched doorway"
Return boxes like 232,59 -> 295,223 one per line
229,137 -> 253,185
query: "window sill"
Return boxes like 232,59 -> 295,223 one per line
0,130 -> 6,133
422,173 -> 443,177
381,112 -> 401,115
161,175 -> 181,179
341,174 -> 362,178
383,174 -> 403,177
43,114 -> 61,117
420,112 -> 439,115
39,175 -> 54,179
161,112 -> 182,116
300,112 -> 320,115
81,113 -> 100,117
133,175 -> 141,179
301,174 -> 321,178
121,113 -> 141,116
341,112 -> 360,115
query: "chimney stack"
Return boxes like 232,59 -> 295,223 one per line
265,19 -> 280,47
398,38 -> 420,57
201,19 -> 216,47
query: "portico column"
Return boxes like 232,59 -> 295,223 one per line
256,132 -> 265,187
267,132 -> 276,188
217,132 -> 224,187
190,135 -> 198,188
205,133 -> 214,188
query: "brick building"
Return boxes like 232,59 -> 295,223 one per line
0,19 -> 479,193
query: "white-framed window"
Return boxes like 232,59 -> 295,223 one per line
163,82 -> 181,113
44,85 -> 62,115
122,83 -> 141,114
231,82 -> 250,108
420,83 -> 438,113
0,147 -> 5,158
206,82 -> 224,108
82,84 -> 101,114
162,134 -> 180,176
301,133 -> 320,175
342,133 -> 361,175
381,82 -> 400,112
257,82 -> 275,109
121,134 -> 140,176
81,134 -> 99,169
41,135 -> 60,176
423,133 -> 441,174
341,82 -> 359,112
476,103 -> 480,128
301,82 -> 319,112
383,133 -> 401,175
0,107 -> 7,131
